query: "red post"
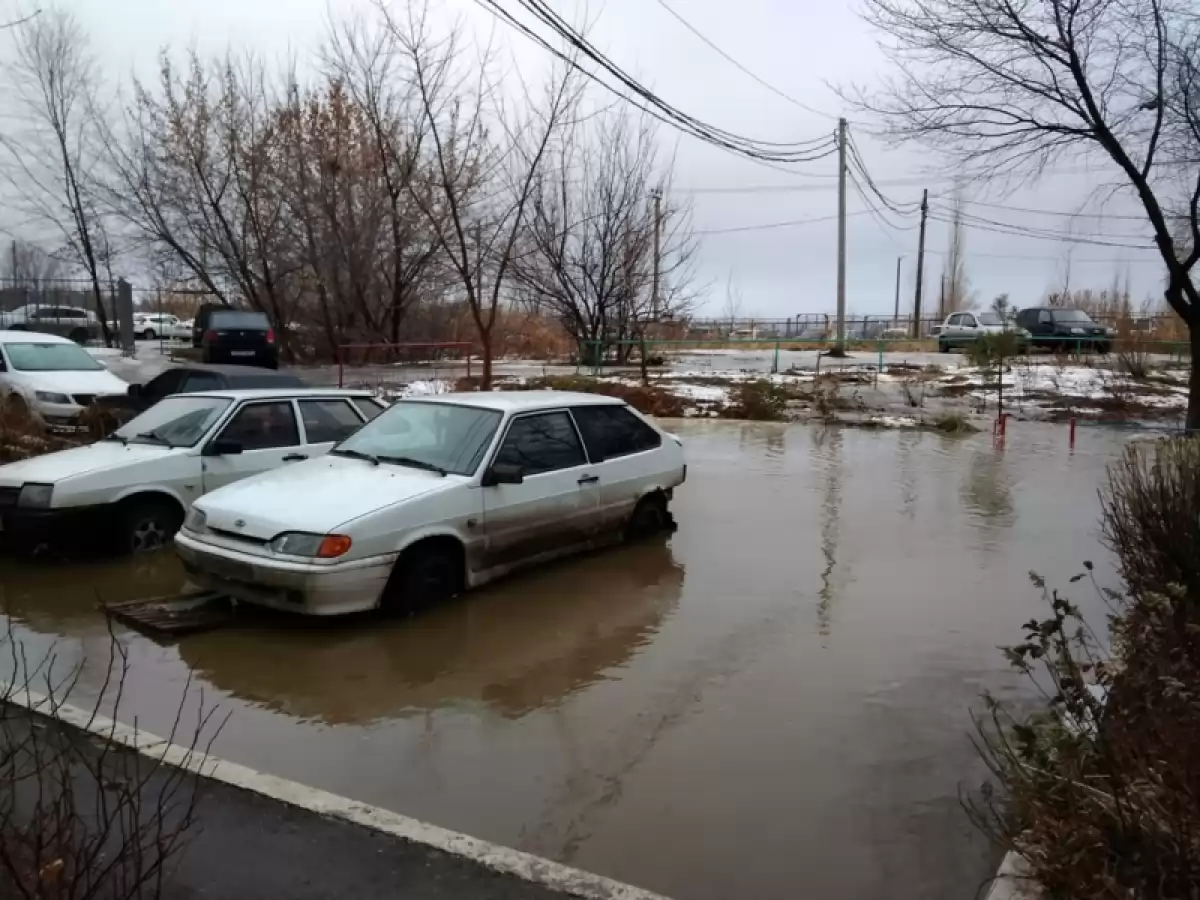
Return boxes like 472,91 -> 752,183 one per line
1069,416 -> 1076,449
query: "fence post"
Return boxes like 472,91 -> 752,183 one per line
116,278 -> 135,355
772,341 -> 780,374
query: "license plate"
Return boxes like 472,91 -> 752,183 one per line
231,350 -> 255,357
203,555 -> 255,581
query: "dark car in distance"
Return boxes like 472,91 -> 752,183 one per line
94,364 -> 305,424
1015,307 -> 1113,353
199,309 -> 278,368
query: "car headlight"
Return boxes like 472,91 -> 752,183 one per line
269,532 -> 352,559
34,391 -> 71,404
17,483 -> 53,509
183,507 -> 207,533
1070,327 -> 1085,334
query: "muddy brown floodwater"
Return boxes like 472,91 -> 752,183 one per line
0,420 -> 1137,900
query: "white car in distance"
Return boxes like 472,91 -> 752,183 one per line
0,387 -> 384,553
175,391 -> 687,617
0,330 -> 129,427
133,313 -> 191,341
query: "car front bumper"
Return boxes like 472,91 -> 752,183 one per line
0,503 -> 111,548
174,530 -> 395,616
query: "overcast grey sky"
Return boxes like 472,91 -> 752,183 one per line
17,0 -> 1170,317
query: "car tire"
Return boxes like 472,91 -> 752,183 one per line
143,328 -> 156,341
383,543 -> 463,614
117,496 -> 183,555
69,327 -> 89,344
625,492 -> 670,541
938,340 -> 949,354
3,392 -> 29,419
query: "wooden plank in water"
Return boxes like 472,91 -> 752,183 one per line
104,591 -> 234,636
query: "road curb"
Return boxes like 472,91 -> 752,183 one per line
3,684 -> 673,900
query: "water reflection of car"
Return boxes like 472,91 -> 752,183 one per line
0,388 -> 383,554
177,538 -> 684,725
0,331 -> 128,427
1014,307 -> 1113,353
936,311 -> 1032,353
175,392 -> 688,617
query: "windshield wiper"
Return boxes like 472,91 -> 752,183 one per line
333,447 -> 380,466
376,455 -> 447,476
133,430 -> 173,447
104,433 -> 129,445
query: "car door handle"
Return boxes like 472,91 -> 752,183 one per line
577,474 -> 599,484
282,453 -> 308,462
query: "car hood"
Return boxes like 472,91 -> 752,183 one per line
196,455 -> 463,539
11,368 -> 128,396
0,440 -> 174,487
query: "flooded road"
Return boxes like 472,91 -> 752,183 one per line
0,420 -> 1131,900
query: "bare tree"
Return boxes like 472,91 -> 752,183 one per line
722,272 -> 743,333
944,186 -> 969,313
1,239 -> 64,287
856,0 -> 1200,428
513,106 -> 696,368
1,8 -> 115,343
387,3 -> 581,388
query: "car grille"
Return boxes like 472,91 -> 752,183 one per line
208,527 -> 268,546
0,487 -> 18,509
72,394 -> 95,406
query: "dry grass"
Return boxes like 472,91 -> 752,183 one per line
511,375 -> 686,417
0,406 -> 80,463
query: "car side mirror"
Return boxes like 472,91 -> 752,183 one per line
203,438 -> 243,457
481,462 -> 524,486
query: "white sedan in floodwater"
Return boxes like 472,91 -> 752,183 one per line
174,391 -> 687,616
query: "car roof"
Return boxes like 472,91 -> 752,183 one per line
159,362 -> 307,381
0,330 -> 75,344
179,387 -> 375,401
402,390 -> 627,412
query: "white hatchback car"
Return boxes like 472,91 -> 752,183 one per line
0,387 -> 384,553
175,391 -> 687,617
0,330 -> 129,427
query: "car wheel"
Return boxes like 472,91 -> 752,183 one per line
383,543 -> 462,614
143,328 -> 156,341
69,327 -> 89,344
938,340 -> 949,354
118,496 -> 183,555
626,492 -> 669,541
3,392 -> 29,420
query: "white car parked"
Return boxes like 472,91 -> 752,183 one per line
175,391 -> 687,617
0,330 -> 129,427
0,387 -> 384,553
133,313 -> 191,341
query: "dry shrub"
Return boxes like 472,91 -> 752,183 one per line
971,439 -> 1200,898
0,405 -> 78,464
931,411 -> 977,433
720,380 -> 791,421
1114,328 -> 1152,380
516,375 -> 685,417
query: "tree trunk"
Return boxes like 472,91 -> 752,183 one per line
480,328 -> 493,390
1189,325 -> 1200,433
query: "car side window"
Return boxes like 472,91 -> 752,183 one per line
299,399 -> 364,444
961,314 -> 976,327
947,314 -> 961,326
143,369 -> 186,400
1038,310 -> 1053,325
352,398 -> 386,421
494,411 -> 586,475
572,405 -> 661,461
217,401 -> 300,451
181,371 -> 224,393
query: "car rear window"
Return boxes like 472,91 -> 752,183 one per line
209,311 -> 270,330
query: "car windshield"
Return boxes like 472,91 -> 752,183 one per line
333,401 -> 502,476
112,396 -> 232,448
977,312 -> 1003,326
1053,309 -> 1096,324
3,342 -> 103,372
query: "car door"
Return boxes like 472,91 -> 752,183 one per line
480,410 -> 601,568
942,313 -> 962,345
959,312 -> 979,343
295,398 -> 367,459
570,404 -> 664,532
200,399 -> 307,493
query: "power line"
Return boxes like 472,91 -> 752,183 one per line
649,0 -> 841,122
958,197 -> 1154,221
928,210 -> 1155,249
474,0 -> 838,163
925,248 -> 1164,263
693,210 -> 873,235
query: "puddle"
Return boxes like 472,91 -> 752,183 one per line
0,420 -> 1132,900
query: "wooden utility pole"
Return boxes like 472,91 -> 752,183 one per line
651,189 -> 662,318
835,117 -> 848,353
893,256 -> 903,326
912,189 -> 928,337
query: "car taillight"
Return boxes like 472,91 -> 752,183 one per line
203,329 -> 217,343
266,328 -> 275,344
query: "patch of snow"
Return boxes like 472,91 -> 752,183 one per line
866,415 -> 920,428
670,383 -> 731,403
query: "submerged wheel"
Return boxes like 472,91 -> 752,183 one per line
626,493 -> 669,541
938,340 -> 949,353
118,497 -> 183,555
382,543 -> 463,614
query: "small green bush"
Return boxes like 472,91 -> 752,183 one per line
721,380 -> 791,421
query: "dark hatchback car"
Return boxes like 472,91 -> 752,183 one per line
199,309 -> 278,368
93,364 -> 306,423
1015,307 -> 1113,353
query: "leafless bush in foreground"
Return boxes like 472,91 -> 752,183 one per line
0,619 -> 225,899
